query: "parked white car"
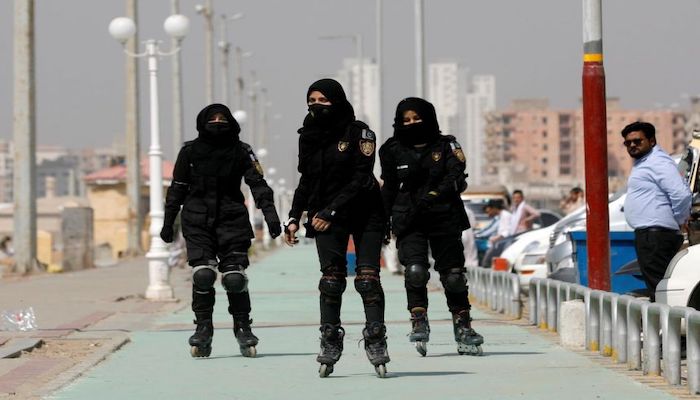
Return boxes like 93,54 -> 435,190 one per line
492,226 -> 555,292
656,245 -> 700,308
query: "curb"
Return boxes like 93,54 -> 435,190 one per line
37,333 -> 130,399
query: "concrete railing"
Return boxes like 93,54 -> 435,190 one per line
526,277 -> 700,395
467,266 -> 521,319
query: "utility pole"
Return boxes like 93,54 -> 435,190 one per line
171,0 -> 184,158
414,0 -> 425,97
125,0 -> 142,256
582,0 -> 610,291
375,0 -> 383,177
13,0 -> 37,274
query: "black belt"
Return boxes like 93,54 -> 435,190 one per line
635,226 -> 681,234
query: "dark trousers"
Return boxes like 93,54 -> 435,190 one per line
634,229 -> 683,302
315,225 -> 385,325
397,231 -> 470,314
184,220 -> 253,322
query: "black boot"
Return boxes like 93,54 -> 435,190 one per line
234,318 -> 259,358
409,307 -> 430,356
362,321 -> 390,377
453,310 -> 484,356
317,323 -> 345,377
189,318 -> 213,358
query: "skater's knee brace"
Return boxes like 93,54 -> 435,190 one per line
319,269 -> 347,297
192,265 -> 217,293
221,265 -> 248,293
404,264 -> 430,289
354,267 -> 382,299
440,268 -> 467,293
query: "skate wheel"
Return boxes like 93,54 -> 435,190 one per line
375,364 -> 387,378
241,345 -> 257,358
319,364 -> 333,378
415,341 -> 427,357
190,345 -> 212,358
458,345 -> 483,356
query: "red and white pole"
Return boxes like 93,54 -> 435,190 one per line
582,0 -> 611,291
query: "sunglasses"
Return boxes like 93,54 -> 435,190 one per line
623,138 -> 644,147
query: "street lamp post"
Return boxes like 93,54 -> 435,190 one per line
414,0 -> 425,97
195,1 -> 214,103
109,14 -> 190,301
234,46 -> 252,112
218,12 -> 243,106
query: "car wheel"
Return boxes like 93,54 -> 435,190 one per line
688,285 -> 700,311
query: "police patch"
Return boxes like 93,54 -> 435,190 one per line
361,129 -> 376,141
453,148 -> 465,162
359,139 -> 375,156
432,152 -> 442,162
338,141 -> 349,152
450,141 -> 465,162
254,161 -> 264,176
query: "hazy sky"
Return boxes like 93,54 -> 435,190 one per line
1,0 -> 699,184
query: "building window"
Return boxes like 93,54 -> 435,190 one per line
543,144 -> 548,151
542,117 -> 548,124
542,171 -> 548,177
560,167 -> 571,175
543,131 -> 547,138
542,157 -> 548,164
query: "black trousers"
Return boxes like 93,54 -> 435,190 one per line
183,217 -> 253,322
634,228 -> 683,301
398,231 -> 470,314
315,224 -> 385,326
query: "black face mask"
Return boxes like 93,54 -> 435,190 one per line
396,122 -> 435,146
308,104 -> 333,125
205,121 -> 230,135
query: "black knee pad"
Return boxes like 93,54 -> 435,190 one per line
221,265 -> 248,293
405,264 -> 430,289
440,268 -> 467,293
354,267 -> 381,296
319,274 -> 347,297
192,265 -> 217,292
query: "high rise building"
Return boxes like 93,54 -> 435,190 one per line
428,62 -> 464,136
465,75 -> 496,185
336,58 -> 381,142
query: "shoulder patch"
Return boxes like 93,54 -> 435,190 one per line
359,139 -> 375,156
450,141 -> 466,162
361,128 -> 376,141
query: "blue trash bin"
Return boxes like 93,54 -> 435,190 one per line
569,230 -> 643,294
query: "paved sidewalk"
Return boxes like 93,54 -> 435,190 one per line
44,244 -> 676,400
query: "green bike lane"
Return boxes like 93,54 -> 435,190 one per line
51,244 -> 675,400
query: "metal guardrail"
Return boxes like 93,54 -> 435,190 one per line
510,277 -> 700,395
466,266 -> 521,319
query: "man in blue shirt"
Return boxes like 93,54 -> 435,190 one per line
623,121 -> 691,301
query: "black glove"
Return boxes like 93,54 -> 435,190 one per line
160,225 -> 174,243
315,208 -> 336,222
416,191 -> 439,211
266,219 -> 282,239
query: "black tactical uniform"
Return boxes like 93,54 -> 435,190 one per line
161,104 -> 281,357
380,97 -> 483,356
288,79 -> 389,373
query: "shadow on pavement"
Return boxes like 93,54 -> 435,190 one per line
427,351 -> 543,357
200,352 -> 317,360
379,371 -> 472,378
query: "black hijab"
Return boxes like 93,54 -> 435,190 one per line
392,97 -> 441,146
297,79 -> 356,171
196,103 -> 241,146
